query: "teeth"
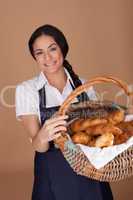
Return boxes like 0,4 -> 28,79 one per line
45,64 -> 54,67
45,61 -> 56,66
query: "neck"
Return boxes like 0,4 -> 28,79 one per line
44,68 -> 67,93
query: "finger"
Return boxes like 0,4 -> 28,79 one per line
48,132 -> 62,141
47,120 -> 67,130
53,126 -> 67,133
45,115 -> 68,126
49,125 -> 67,138
53,133 -> 61,140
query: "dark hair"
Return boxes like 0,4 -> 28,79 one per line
28,24 -> 83,88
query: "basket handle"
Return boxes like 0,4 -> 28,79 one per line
58,76 -> 133,115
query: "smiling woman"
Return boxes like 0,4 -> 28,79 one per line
32,34 -> 67,93
15,24 -> 113,200
33,35 -> 64,76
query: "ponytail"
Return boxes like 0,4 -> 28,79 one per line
63,60 -> 82,87
63,60 -> 89,101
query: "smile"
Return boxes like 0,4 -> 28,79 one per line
44,61 -> 57,67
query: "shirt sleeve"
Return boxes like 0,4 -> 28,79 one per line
15,82 -> 39,120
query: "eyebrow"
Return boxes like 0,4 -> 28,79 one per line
33,43 -> 57,53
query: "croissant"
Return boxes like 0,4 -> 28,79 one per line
70,118 -> 107,132
80,118 -> 107,130
71,132 -> 91,145
70,108 -> 132,147
114,133 -> 129,145
86,123 -> 122,136
114,121 -> 133,145
107,109 -> 125,125
70,119 -> 84,132
71,131 -> 114,148
116,121 -> 133,135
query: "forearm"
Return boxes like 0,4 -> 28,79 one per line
32,128 -> 50,152
20,115 -> 67,152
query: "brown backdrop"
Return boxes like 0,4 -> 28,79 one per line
0,0 -> 133,199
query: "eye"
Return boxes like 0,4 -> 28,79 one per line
50,47 -> 57,51
34,52 -> 43,56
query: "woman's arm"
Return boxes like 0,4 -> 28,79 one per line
20,115 -> 68,152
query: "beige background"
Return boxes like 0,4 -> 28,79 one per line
0,0 -> 133,199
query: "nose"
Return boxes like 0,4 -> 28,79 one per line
44,52 -> 51,61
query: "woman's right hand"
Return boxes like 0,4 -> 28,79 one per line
39,115 -> 68,142
19,114 -> 68,152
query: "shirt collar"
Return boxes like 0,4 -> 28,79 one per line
35,68 -> 74,90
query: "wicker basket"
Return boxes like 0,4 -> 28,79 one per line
54,76 -> 133,182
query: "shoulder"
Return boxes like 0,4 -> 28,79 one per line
15,75 -> 40,120
16,75 -> 39,92
15,75 -> 40,104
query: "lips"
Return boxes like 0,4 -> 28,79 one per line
44,61 -> 57,67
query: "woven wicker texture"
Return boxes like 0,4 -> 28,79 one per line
54,76 -> 133,182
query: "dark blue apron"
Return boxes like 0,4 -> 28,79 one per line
32,81 -> 113,200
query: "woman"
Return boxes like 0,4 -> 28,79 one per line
15,24 -> 113,200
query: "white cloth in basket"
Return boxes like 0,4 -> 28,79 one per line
78,114 -> 133,169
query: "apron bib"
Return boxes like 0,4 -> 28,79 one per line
32,82 -> 113,200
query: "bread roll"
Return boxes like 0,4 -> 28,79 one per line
94,133 -> 114,148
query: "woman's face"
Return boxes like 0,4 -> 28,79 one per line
33,34 -> 64,75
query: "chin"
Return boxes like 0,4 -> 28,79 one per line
42,64 -> 63,74
42,67 -> 61,75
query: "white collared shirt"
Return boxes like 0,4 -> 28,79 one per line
15,69 -> 96,122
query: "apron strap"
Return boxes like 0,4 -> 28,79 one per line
38,86 -> 46,109
69,79 -> 89,102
